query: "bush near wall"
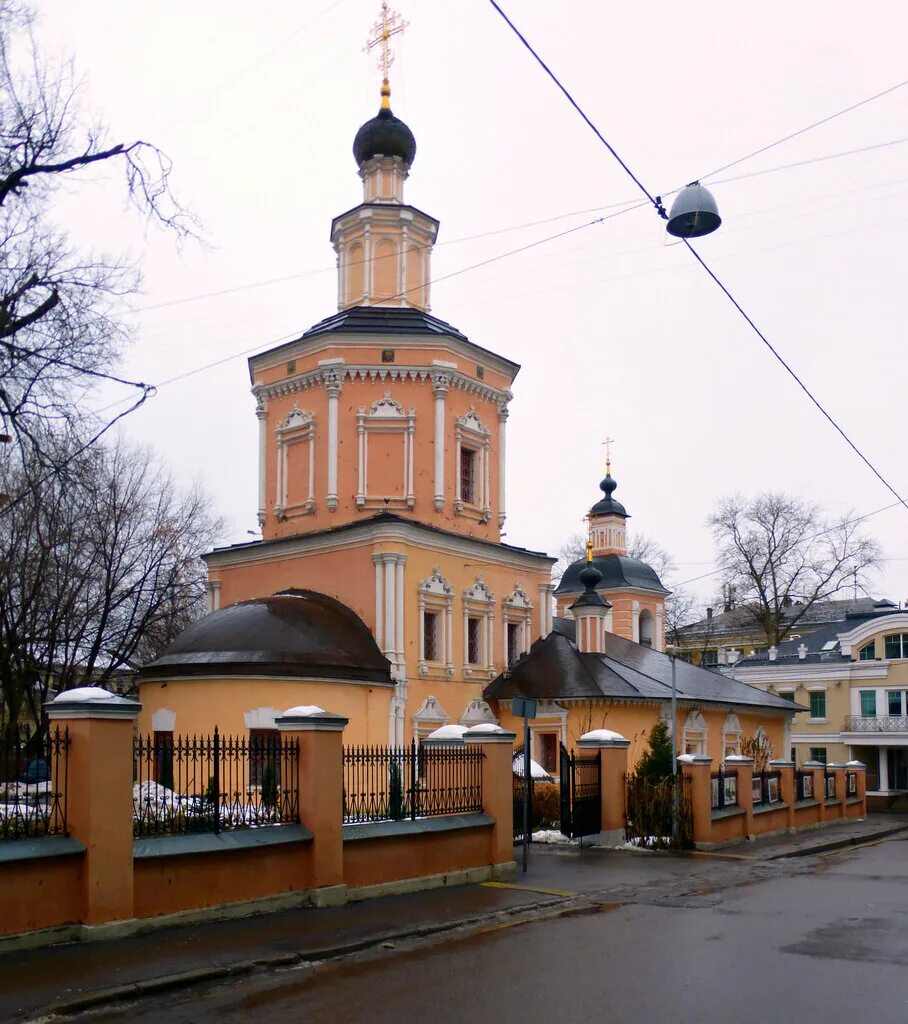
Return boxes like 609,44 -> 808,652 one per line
532,781 -> 560,830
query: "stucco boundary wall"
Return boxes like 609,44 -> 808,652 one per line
0,695 -> 516,949
681,755 -> 867,851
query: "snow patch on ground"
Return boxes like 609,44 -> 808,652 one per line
531,829 -> 578,845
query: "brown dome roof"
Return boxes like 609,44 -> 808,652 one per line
139,590 -> 392,684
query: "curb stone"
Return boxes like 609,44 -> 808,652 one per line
768,822 -> 908,859
32,895 -> 571,1022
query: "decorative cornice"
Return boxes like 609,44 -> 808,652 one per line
253,365 -> 510,407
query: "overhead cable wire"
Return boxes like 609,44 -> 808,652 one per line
486,0 -> 908,514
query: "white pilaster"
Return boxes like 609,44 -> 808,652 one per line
655,605 -> 665,653
879,748 -> 889,791
207,580 -> 221,613
432,373 -> 448,512
497,404 -> 508,529
372,554 -> 384,651
384,556 -> 396,659
395,555 -> 406,664
632,600 -> 641,644
324,367 -> 342,512
256,399 -> 268,525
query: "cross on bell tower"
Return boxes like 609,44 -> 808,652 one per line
364,2 -> 408,109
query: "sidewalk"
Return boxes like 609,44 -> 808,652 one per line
0,883 -> 566,1024
706,811 -> 908,859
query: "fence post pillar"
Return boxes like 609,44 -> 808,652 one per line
464,724 -> 517,880
578,729 -> 630,846
827,763 -> 847,819
769,759 -> 796,831
46,687 -> 140,928
275,706 -> 348,907
679,754 -> 713,848
724,755 -> 755,839
803,760 -> 827,823
846,760 -> 867,817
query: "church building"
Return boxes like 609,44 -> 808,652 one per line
137,36 -> 797,768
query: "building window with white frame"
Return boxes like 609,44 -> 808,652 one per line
860,690 -> 877,717
858,640 -> 876,661
454,407 -> 491,520
502,586 -> 533,668
355,391 -> 416,511
884,633 -> 908,660
418,569 -> 454,677
273,404 -> 316,518
463,578 -> 495,677
682,709 -> 708,756
808,690 -> 827,720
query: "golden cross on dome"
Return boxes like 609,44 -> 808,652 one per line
602,436 -> 615,474
364,2 -> 408,108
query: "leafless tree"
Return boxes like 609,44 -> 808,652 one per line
709,492 -> 881,647
0,2 -> 195,463
0,433 -> 222,734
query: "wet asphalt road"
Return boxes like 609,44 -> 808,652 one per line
82,834 -> 908,1024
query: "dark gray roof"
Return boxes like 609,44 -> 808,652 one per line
676,597 -> 895,641
301,305 -> 467,342
485,617 -> 796,712
139,590 -> 392,685
555,553 -> 668,596
353,106 -> 416,167
736,608 -> 901,667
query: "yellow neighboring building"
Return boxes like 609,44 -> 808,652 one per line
729,605 -> 908,800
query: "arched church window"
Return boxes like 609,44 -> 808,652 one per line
639,610 -> 655,648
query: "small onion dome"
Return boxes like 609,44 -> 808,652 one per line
590,471 -> 628,518
570,561 -> 611,611
353,106 -> 416,167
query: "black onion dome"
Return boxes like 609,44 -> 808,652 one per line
578,563 -> 603,590
590,472 -> 628,517
138,590 -> 392,684
353,106 -> 416,167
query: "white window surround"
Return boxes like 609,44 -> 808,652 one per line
412,695 -> 449,739
503,585 -> 533,666
356,391 -> 416,511
273,405 -> 316,518
418,568 -> 454,678
682,710 -> 708,756
460,698 -> 498,727
454,407 -> 491,521
463,577 -> 495,678
722,713 -> 742,759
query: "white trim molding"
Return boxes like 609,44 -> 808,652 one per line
356,391 -> 416,511
430,370 -> 449,512
273,404 -> 316,519
324,364 -> 343,512
682,709 -> 708,756
503,584 -> 533,668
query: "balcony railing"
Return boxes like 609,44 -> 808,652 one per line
844,716 -> 908,733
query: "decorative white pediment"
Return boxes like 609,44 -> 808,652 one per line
278,403 -> 313,433
413,695 -> 449,725
723,713 -> 742,735
460,699 -> 498,727
504,584 -> 532,609
369,390 -> 405,417
464,576 -> 494,603
456,406 -> 489,436
419,567 -> 453,596
684,709 -> 708,734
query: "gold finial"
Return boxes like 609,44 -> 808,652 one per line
365,2 -> 408,109
586,539 -> 594,563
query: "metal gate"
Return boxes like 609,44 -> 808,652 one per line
513,744 -> 534,841
559,743 -> 601,839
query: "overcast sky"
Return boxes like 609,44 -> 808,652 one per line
29,0 -> 908,608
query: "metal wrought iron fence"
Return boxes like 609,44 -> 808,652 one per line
133,728 -> 299,836
796,770 -> 815,801
0,725 -> 69,841
711,768 -> 738,811
752,770 -> 783,807
342,741 -> 483,824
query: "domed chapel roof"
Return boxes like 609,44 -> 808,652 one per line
139,591 -> 392,684
555,553 -> 669,596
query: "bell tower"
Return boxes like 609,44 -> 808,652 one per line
332,4 -> 437,312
